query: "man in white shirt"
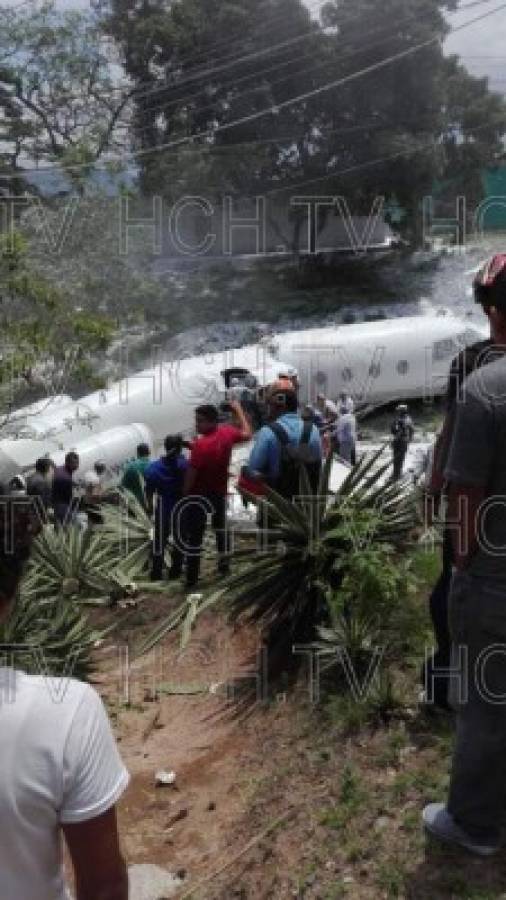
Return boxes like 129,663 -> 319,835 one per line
338,392 -> 354,415
336,410 -> 357,465
0,496 -> 129,900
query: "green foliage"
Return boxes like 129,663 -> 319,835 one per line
410,545 -> 441,588
0,228 -> 115,405
136,450 -> 419,707
98,0 -> 506,246
0,0 -> 130,179
0,587 -> 103,680
21,520 -> 166,607
5,508 -> 171,677
318,540 -> 420,682
319,764 -> 368,830
99,488 -> 156,572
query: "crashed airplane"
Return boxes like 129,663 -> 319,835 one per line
0,309 -> 487,483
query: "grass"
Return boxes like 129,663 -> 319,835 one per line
319,764 -> 369,832
376,860 -> 407,897
202,545 -> 485,898
112,553 -> 506,900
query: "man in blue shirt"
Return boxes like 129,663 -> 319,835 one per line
145,435 -> 188,581
247,388 -> 322,499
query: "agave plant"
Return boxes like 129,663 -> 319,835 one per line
0,588 -> 104,679
99,488 -> 173,574
21,521 -> 167,607
135,449 -> 419,698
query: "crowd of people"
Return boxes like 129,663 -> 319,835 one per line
3,376 -> 366,590
6,256 -> 506,896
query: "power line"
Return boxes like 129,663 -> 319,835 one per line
123,17 -> 432,137
103,0 -> 506,140
2,2 -> 455,154
119,121 -> 389,157
2,0 -> 506,182
98,0 -> 500,105
263,113 -> 506,197
130,0 -> 325,73
4,0 -> 495,125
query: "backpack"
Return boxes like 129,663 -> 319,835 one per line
268,421 -> 321,500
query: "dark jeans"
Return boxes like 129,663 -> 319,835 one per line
53,501 -> 77,528
151,502 -> 183,579
447,571 -> 506,841
178,493 -> 229,586
422,528 -> 453,708
392,442 -> 408,479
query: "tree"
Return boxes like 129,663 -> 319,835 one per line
100,0 -> 506,248
98,0 -> 326,197
0,229 -> 114,409
0,0 -> 133,193
313,0 -> 506,240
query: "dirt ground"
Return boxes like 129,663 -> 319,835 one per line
89,592 -> 506,900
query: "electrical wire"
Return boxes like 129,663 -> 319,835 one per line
98,0 -> 505,106
263,112 -> 506,198
120,16 -> 437,135
82,0 -> 506,141
1,0 -> 505,181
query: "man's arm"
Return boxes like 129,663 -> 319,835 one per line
183,466 -> 198,495
247,427 -> 274,478
229,398 -> 253,441
63,807 -> 128,900
444,374 -> 494,568
325,401 -> 338,424
144,481 -> 155,515
447,481 -> 486,571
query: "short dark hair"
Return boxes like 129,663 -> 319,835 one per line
195,404 -> 219,424
65,451 -> 79,467
137,443 -> 150,458
271,390 -> 298,413
164,434 -> 183,456
35,457 -> 53,475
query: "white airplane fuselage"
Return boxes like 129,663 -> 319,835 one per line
0,312 -> 488,482
272,313 -> 487,407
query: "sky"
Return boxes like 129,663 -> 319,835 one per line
445,0 -> 506,92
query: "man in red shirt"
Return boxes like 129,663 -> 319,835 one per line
182,399 -> 252,588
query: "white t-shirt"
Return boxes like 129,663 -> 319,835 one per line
324,399 -> 338,417
0,669 -> 129,900
336,412 -> 357,444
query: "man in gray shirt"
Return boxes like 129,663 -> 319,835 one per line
423,254 -> 506,856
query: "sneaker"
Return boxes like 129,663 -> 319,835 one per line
423,803 -> 500,857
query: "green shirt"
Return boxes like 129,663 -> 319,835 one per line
120,458 -> 150,506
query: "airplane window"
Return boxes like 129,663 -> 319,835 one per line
342,368 -> 353,382
432,338 -> 458,362
397,360 -> 409,375
368,363 -> 381,379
